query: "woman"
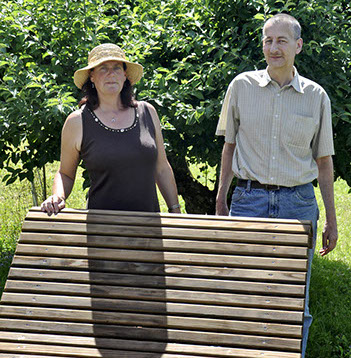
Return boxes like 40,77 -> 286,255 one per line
41,43 -> 181,215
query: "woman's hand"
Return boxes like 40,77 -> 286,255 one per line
41,195 -> 66,216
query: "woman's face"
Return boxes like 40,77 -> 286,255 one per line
90,60 -> 127,96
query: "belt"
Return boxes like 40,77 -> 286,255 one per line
237,179 -> 287,191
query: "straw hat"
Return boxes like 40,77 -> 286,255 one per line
73,43 -> 143,89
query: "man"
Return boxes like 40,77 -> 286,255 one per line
215,13 -> 338,357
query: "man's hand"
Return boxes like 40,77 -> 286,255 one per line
319,221 -> 338,256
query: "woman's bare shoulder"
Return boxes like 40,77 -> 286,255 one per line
62,109 -> 83,131
66,109 -> 83,123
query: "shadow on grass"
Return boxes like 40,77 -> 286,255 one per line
307,255 -> 351,358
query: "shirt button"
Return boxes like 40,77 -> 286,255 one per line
273,136 -> 277,139
272,156 -> 275,160
271,177 -> 274,181
277,93 -> 280,97
275,114 -> 279,118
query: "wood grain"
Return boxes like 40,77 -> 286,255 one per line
0,208 -> 311,357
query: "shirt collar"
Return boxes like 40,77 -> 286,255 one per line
258,67 -> 304,93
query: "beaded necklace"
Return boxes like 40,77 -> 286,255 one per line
88,107 -> 138,133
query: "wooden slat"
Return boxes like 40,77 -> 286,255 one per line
0,293 -> 303,326
0,331 -> 302,357
8,266 -> 307,295
0,335 -> 301,354
19,232 -> 308,258
0,353 -> 301,358
10,256 -> 307,283
25,210 -> 311,235
22,222 -> 311,247
0,354 -> 301,358
0,318 -> 301,351
28,206 -> 310,225
0,304 -> 301,338
0,342 -> 211,358
0,302 -> 303,327
22,217 -> 308,235
14,244 -> 308,271
0,319 -> 301,351
4,278 -> 306,298
0,355 -> 73,358
0,342 -> 302,358
28,207 -> 312,234
22,221 -> 310,247
21,222 -> 311,247
5,269 -> 305,309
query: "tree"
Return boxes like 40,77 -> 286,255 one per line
0,0 -> 110,201
0,0 -> 351,214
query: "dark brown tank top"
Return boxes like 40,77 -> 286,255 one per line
80,101 -> 160,212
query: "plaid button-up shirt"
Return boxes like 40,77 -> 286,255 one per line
216,68 -> 334,187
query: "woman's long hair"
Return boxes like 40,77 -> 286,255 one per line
78,63 -> 136,109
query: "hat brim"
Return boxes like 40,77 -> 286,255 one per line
73,56 -> 143,89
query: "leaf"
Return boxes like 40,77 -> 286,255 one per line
254,13 -> 265,21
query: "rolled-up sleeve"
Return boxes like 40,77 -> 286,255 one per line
215,79 -> 239,143
312,90 -> 335,159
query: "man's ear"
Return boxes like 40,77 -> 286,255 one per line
296,38 -> 303,55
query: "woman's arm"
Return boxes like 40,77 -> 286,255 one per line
146,102 -> 181,213
41,110 -> 83,215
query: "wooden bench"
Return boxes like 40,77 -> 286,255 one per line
0,207 -> 312,358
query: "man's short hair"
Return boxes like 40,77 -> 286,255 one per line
263,13 -> 301,40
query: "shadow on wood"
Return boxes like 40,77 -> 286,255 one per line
0,207 -> 312,357
87,212 -> 167,357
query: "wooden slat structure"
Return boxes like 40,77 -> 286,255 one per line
0,207 -> 312,358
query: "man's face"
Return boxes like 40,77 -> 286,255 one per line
262,21 -> 302,72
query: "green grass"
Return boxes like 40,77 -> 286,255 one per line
308,179 -> 351,358
0,170 -> 32,293
0,165 -> 350,357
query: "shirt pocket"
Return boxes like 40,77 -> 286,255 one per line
282,114 -> 317,149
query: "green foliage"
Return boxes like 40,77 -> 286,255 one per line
0,0 -> 351,213
0,0 -> 109,183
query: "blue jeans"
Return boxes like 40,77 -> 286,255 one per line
230,180 -> 319,358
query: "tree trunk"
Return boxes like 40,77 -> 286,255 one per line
30,180 -> 38,207
42,165 -> 47,201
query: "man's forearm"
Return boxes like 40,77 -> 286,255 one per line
316,155 -> 338,255
216,143 -> 235,216
217,143 -> 235,199
316,156 -> 337,224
